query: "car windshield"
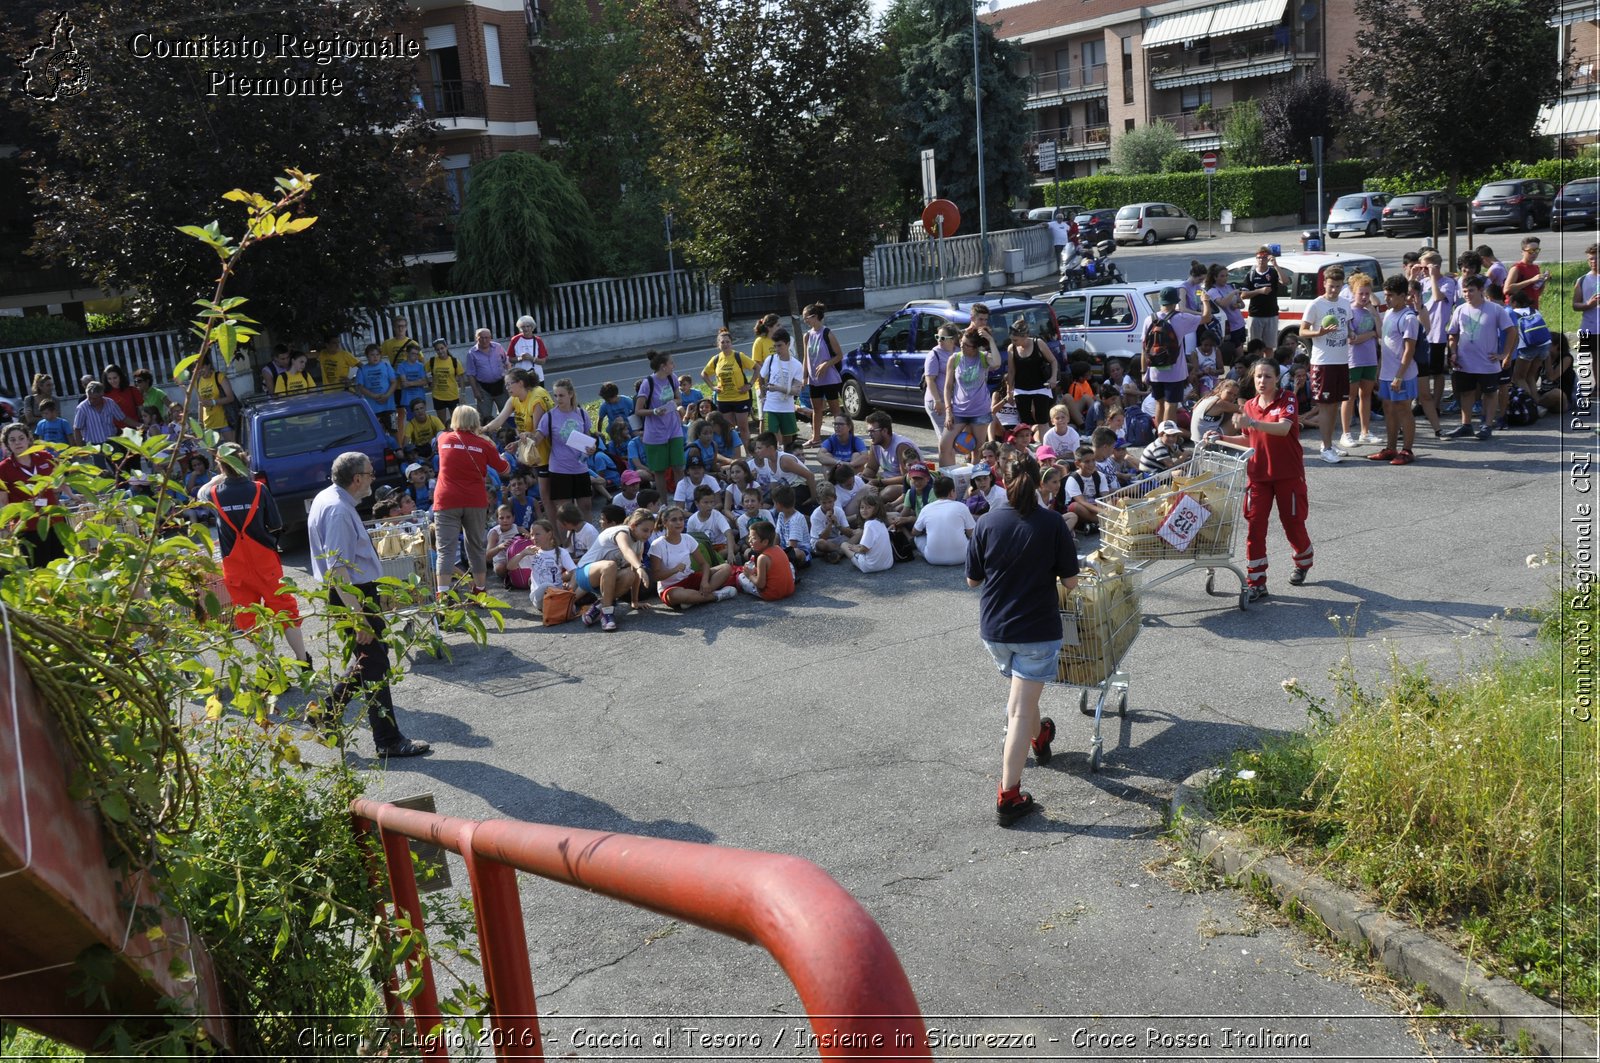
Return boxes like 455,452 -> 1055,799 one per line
1563,179 -> 1600,194
1333,195 -> 1367,208
261,404 -> 375,459
989,306 -> 1056,340
1390,194 -> 1430,207
1477,183 -> 1520,198
1074,214 -> 1095,223
1116,205 -> 1140,220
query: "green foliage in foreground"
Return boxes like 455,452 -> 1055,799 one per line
1205,586 -> 1598,1013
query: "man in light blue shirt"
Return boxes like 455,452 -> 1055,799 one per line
306,452 -> 430,758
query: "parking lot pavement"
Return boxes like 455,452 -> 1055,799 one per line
277,400 -> 1577,1057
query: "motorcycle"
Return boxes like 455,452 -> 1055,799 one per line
1060,239 -> 1125,290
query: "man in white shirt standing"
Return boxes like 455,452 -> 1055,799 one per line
913,473 -> 977,565
1298,265 -> 1354,464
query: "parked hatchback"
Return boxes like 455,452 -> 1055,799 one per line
1325,192 -> 1391,238
1552,177 -> 1599,232
1113,202 -> 1198,245
1050,281 -> 1173,370
1470,179 -> 1555,233
839,294 -> 1062,418
1380,191 -> 1468,238
237,389 -> 404,532
1073,210 -> 1116,244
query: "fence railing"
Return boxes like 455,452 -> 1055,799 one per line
1025,63 -> 1108,98
350,798 -> 929,1062
0,330 -> 189,401
865,225 -> 1054,290
340,270 -> 719,351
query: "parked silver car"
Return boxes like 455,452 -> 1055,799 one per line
1113,202 -> 1198,245
1325,192 -> 1391,238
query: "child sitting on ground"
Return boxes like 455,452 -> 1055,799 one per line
840,492 -> 894,573
677,375 -> 705,424
732,489 -> 773,566
612,470 -> 644,516
520,519 -> 575,609
1064,445 -> 1115,535
1042,403 -> 1081,458
597,383 -> 632,440
808,481 -> 849,564
673,452 -> 721,505
557,502 -> 598,557
827,461 -> 869,521
735,520 -> 796,601
770,484 -> 812,569
486,505 -> 522,585
968,463 -> 1006,512
1139,420 -> 1187,476
685,484 -> 734,561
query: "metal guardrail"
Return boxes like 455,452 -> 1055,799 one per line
866,225 -> 1054,290
0,329 -> 188,401
350,798 -> 929,1062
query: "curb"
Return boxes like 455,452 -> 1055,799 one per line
1169,770 -> 1598,1061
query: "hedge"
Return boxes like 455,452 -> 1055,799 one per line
1043,161 -> 1371,220
0,314 -> 84,348
1363,157 -> 1600,199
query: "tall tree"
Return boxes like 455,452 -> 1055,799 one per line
1343,0 -> 1561,186
872,0 -> 930,239
1109,120 -> 1181,175
896,0 -> 1031,234
1259,73 -> 1353,164
535,0 -> 669,276
451,153 -> 599,302
4,0 -> 439,340
633,0 -> 892,318
1221,98 -> 1266,168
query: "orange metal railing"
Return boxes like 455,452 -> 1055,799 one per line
350,799 -> 931,1062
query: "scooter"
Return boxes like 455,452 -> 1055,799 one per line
1080,239 -> 1125,287
1058,240 -> 1086,292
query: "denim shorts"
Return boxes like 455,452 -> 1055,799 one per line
1517,342 -> 1551,363
1378,377 -> 1418,403
983,638 -> 1063,684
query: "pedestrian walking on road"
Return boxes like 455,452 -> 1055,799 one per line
965,452 -> 1079,826
306,451 -> 431,759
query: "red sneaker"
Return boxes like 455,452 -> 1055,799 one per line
1031,716 -> 1056,765
1367,448 -> 1397,461
1389,450 -> 1415,465
996,790 -> 1039,826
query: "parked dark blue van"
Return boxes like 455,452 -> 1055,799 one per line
237,389 -> 403,531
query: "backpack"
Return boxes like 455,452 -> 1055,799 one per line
965,492 -> 990,518
1514,308 -> 1551,349
1123,406 -> 1154,447
1143,313 -> 1182,368
1503,385 -> 1539,426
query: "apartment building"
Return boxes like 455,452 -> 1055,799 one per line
1539,0 -> 1600,150
986,0 -> 1358,182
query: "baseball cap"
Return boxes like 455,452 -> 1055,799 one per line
1158,420 -> 1183,436
1159,286 -> 1181,306
1035,445 -> 1056,462
685,453 -> 704,468
908,462 -> 930,477
374,484 -> 401,503
971,463 -> 991,478
621,470 -> 642,485
404,462 -> 424,477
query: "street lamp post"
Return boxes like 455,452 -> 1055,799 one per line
971,0 -> 989,288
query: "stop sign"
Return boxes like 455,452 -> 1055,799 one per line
1202,151 -> 1219,174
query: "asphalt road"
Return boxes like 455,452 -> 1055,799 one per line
276,358 -> 1588,1058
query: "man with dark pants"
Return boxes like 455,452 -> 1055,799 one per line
306,451 -> 431,758
202,442 -> 312,671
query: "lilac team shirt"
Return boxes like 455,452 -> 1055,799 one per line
947,353 -> 991,417
1379,308 -> 1420,381
1346,305 -> 1379,368
1420,275 -> 1458,345
807,327 -> 841,388
923,345 -> 951,405
1147,309 -> 1200,385
1448,299 -> 1514,375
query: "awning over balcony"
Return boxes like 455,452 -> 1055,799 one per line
1153,56 -> 1293,87
1208,0 -> 1288,38
1142,6 -> 1216,47
1539,96 -> 1600,137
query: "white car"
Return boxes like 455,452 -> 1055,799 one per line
1050,281 -> 1176,369
1225,251 -> 1386,345
1325,192 -> 1391,238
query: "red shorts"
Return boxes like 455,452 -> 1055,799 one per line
223,558 -> 301,632
659,569 -> 703,604
1308,364 -> 1349,405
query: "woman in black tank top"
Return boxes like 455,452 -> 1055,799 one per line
1005,319 -> 1058,437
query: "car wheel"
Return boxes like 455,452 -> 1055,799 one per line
1365,219 -> 1379,237
1141,229 -> 1158,246
1279,326 -> 1301,347
1184,225 -> 1198,240
1523,211 -> 1537,232
840,377 -> 868,420
1385,228 -> 1397,238
1552,222 -> 1562,233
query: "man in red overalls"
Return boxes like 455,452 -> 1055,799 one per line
202,442 -> 312,670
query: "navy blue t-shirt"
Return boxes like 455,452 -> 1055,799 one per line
965,500 -> 1079,644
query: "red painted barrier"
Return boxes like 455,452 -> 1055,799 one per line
350,798 -> 930,1062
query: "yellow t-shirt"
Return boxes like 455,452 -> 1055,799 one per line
750,335 -> 775,397
380,336 -> 410,364
703,349 -> 756,403
196,371 -> 229,430
512,387 -> 554,464
272,371 -> 315,396
427,355 -> 464,401
316,347 -> 357,388
405,414 -> 446,448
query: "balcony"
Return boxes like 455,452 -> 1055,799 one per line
1147,36 -> 1309,89
1025,63 -> 1109,109
1152,107 -> 1232,138
415,79 -> 489,137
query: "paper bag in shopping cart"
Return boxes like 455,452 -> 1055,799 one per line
1156,492 -> 1211,551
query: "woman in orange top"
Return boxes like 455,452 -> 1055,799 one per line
1063,360 -> 1095,426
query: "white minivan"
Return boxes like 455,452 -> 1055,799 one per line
1225,251 -> 1385,345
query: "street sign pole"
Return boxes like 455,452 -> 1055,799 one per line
936,214 -> 947,302
1201,151 -> 1219,238
1313,136 -> 1325,250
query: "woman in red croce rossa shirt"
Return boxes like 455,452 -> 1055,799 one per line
432,405 -> 510,597
1211,359 -> 1313,603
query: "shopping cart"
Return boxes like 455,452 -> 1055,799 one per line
364,511 -> 443,655
1052,557 -> 1143,772
1098,440 -> 1255,610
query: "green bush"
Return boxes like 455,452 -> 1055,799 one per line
1161,148 -> 1203,173
1045,161 -> 1370,220
0,314 -> 83,348
1364,157 -> 1599,199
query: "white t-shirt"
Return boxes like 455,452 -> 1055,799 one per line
648,534 -> 698,589
736,508 -> 774,539
760,356 -> 801,413
565,522 -> 598,556
912,497 -> 976,565
809,503 -> 849,544
1306,293 -> 1353,367
1042,425 -> 1080,456
983,484 -> 1008,511
529,547 -> 574,593
674,473 -> 723,505
579,525 -> 633,567
852,519 -> 895,573
686,507 -> 732,546
832,473 -> 867,513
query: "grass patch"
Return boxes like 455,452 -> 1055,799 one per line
1204,586 -> 1598,1014
0,1024 -> 84,1059
1541,259 -> 1588,340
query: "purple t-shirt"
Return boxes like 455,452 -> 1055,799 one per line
1209,285 -> 1245,331
947,353 -> 991,418
1347,305 -> 1379,368
1379,308 -> 1420,382
807,327 -> 841,388
635,373 -> 683,445
923,345 -> 951,404
1147,310 -> 1199,385
1421,275 -> 1458,345
1449,299 -> 1513,375
540,405 -> 592,475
